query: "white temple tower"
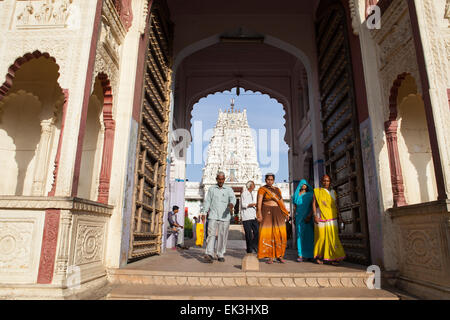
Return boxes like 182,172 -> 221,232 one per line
184,99 -> 290,221
201,99 -> 262,194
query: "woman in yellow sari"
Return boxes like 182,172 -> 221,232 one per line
311,174 -> 346,265
256,173 -> 290,264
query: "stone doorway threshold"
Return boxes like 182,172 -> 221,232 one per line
106,226 -> 401,300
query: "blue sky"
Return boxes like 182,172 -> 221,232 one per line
185,88 -> 289,183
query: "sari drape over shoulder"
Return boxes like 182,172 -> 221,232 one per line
257,186 -> 288,260
313,188 -> 346,262
292,180 -> 314,258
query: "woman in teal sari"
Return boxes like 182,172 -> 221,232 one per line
292,179 -> 315,262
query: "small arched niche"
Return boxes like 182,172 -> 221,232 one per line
396,75 -> 438,204
0,55 -> 64,196
78,77 -> 105,201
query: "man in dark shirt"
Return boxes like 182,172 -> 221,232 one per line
167,206 -> 186,250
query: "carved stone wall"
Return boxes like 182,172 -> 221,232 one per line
366,1 -> 450,283
0,197 -> 112,296
0,1 -> 101,198
69,210 -> 109,284
371,0 -> 421,122
413,0 -> 450,199
92,0 -> 126,96
389,200 -> 450,299
0,210 -> 45,284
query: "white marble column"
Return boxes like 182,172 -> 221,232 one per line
32,119 -> 55,196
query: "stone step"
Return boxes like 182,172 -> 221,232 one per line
108,269 -> 377,289
106,284 -> 400,300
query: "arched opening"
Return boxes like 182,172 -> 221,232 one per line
396,75 -> 438,204
127,0 -> 373,264
0,55 -> 64,196
186,87 -> 290,182
78,76 -> 105,201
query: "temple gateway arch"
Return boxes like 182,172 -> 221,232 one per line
0,0 -> 449,299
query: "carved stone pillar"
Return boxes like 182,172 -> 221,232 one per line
385,120 -> 407,207
53,210 -> 73,285
97,87 -> 115,204
49,89 -> 69,197
32,119 -> 55,196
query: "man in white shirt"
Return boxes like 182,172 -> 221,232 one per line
202,172 -> 236,263
240,181 -> 259,254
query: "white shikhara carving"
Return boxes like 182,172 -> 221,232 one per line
202,106 -> 262,187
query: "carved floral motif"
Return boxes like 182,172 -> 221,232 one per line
0,221 -> 33,270
74,224 -> 104,265
401,227 -> 442,271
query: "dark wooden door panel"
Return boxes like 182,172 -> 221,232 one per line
316,4 -> 371,265
129,0 -> 173,262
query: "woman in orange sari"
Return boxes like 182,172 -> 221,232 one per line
256,173 -> 290,264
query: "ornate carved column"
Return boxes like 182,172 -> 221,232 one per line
53,210 -> 73,285
385,120 -> 407,207
49,89 -> 69,197
32,119 -> 55,196
97,81 -> 115,204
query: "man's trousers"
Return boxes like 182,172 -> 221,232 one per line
242,219 -> 259,253
205,219 -> 230,258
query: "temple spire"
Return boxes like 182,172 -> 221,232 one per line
230,98 -> 235,113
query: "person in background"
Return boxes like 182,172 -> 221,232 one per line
167,206 -> 187,250
312,174 -> 346,265
240,180 -> 259,254
292,179 -> 315,262
192,216 -> 198,242
201,172 -> 236,263
195,215 -> 206,247
256,173 -> 290,264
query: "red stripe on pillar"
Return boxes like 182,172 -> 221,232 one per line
37,209 -> 61,284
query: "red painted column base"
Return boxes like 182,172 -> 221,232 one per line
37,209 -> 60,284
385,120 -> 407,207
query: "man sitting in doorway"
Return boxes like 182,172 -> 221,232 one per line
167,205 -> 188,250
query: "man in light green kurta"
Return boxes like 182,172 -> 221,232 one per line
202,172 -> 236,263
